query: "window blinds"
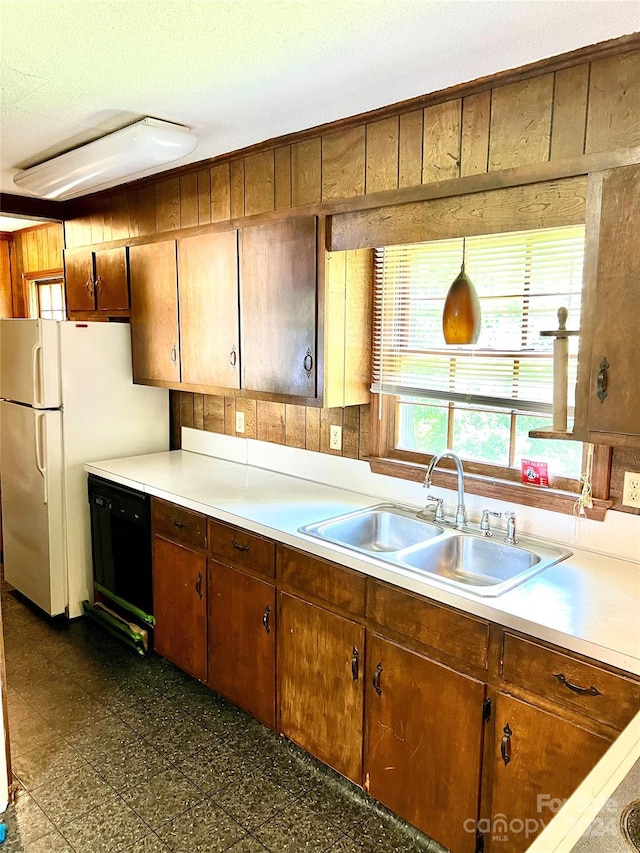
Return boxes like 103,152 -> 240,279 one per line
372,225 -> 585,415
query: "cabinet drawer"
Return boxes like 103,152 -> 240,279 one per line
502,633 -> 640,731
208,519 -> 275,578
277,545 -> 365,618
367,580 -> 489,670
151,498 -> 207,549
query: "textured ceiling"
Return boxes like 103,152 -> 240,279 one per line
1,0 -> 639,201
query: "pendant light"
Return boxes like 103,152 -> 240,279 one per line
442,239 -> 481,344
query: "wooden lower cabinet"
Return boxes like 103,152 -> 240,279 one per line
278,592 -> 364,783
365,634 -> 486,853
148,510 -> 636,853
208,560 -> 276,729
152,535 -> 207,682
487,692 -> 611,853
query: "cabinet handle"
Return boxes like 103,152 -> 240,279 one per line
553,673 -> 602,697
229,349 -> 237,367
351,647 -> 359,681
172,519 -> 187,529
195,572 -> 203,599
85,279 -> 95,297
231,539 -> 250,552
501,723 -> 512,766
597,357 -> 609,402
95,275 -> 103,295
262,605 -> 271,634
373,662 -> 383,696
303,348 -> 313,376
170,346 -> 177,363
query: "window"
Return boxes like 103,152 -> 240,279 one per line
24,273 -> 65,320
372,225 -> 587,493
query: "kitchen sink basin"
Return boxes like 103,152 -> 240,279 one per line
399,535 -> 539,587
298,505 -> 443,554
299,504 -> 572,596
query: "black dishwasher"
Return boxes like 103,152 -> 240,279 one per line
86,474 -> 153,654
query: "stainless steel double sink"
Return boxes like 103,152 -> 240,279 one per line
298,504 -> 572,596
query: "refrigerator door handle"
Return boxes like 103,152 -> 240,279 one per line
34,411 -> 48,505
31,341 -> 43,407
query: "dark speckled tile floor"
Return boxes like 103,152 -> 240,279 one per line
1,582 -> 445,853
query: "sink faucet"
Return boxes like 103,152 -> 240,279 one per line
423,450 -> 467,529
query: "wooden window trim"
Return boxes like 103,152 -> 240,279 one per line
369,394 -> 613,521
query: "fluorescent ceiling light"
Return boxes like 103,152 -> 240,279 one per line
13,118 -> 198,200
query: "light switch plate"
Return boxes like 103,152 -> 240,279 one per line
235,411 -> 245,434
622,471 -> 640,508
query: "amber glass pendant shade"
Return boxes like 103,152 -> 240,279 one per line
442,263 -> 481,344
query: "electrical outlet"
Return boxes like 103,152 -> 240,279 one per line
622,471 -> 640,508
235,411 -> 245,434
329,424 -> 342,451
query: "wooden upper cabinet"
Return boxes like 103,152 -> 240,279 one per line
65,251 -> 95,313
65,247 -> 129,314
129,240 -> 180,384
240,216 -> 317,398
178,231 -> 240,389
576,164 -> 640,443
94,247 -> 129,311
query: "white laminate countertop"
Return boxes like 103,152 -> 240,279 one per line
84,439 -> 640,853
85,447 -> 640,676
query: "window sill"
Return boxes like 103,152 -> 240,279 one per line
367,456 -> 612,521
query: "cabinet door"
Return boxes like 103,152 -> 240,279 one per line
129,241 -> 180,384
153,535 -> 207,682
488,693 -> 610,853
584,164 -> 640,438
178,231 -> 240,389
208,561 -> 275,728
240,217 -> 317,397
279,592 -> 364,783
95,247 -> 129,311
365,634 -> 485,853
64,251 -> 95,312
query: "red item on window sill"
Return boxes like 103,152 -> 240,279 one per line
521,459 -> 549,487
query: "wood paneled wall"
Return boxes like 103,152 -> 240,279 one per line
11,222 -> 63,273
59,40 -> 640,514
171,392 -> 370,462
6,223 -> 64,317
64,48 -> 640,250
0,237 -> 12,317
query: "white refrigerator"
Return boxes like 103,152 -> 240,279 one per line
0,319 -> 169,618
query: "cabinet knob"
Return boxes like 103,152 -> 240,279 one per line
597,357 -> 609,402
351,647 -> 359,681
501,723 -> 512,766
262,605 -> 271,634
303,348 -> 313,376
373,662 -> 383,696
